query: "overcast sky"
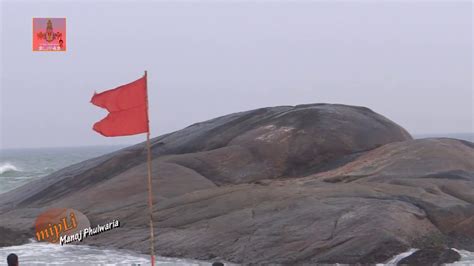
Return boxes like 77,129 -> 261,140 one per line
1,0 -> 472,149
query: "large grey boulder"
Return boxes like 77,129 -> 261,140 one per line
0,104 -> 472,264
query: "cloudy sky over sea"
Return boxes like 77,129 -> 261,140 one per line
1,1 -> 472,149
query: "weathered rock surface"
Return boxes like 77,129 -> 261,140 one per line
0,226 -> 30,248
397,248 -> 461,265
0,104 -> 472,264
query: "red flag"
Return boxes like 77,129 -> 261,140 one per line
91,74 -> 149,137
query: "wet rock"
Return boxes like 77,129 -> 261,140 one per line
397,247 -> 461,265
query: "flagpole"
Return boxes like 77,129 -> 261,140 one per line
145,70 -> 156,266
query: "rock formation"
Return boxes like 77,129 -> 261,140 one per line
0,104 -> 472,264
397,248 -> 461,265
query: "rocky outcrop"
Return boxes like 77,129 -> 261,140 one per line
397,248 -> 461,265
0,104 -> 472,264
0,227 -> 30,248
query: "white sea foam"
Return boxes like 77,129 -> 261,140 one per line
382,248 -> 418,265
448,249 -> 474,265
383,248 -> 474,265
0,240 -> 214,265
0,162 -> 19,175
1,240 -> 473,265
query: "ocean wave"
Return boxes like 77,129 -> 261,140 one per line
43,167 -> 56,173
0,162 -> 20,175
0,240 -> 212,265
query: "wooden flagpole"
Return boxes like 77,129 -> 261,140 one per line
145,70 -> 156,266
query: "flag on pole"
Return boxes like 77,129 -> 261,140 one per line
91,74 -> 149,137
91,72 -> 156,266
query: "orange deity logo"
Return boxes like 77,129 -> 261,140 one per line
33,18 -> 66,51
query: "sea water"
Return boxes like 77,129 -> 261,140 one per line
0,240 -> 210,266
0,146 -> 125,194
1,146 -> 473,265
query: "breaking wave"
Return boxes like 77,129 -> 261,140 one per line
0,162 -> 20,175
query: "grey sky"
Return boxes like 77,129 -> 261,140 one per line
1,0 -> 472,149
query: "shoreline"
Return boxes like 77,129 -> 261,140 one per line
0,238 -> 243,266
1,238 -> 473,265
